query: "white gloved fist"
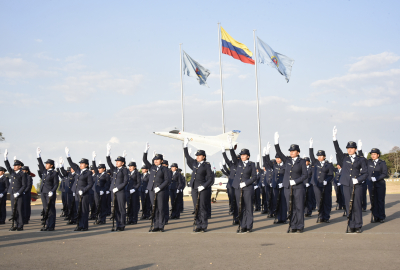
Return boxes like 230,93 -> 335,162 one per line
79,190 -> 83,196
309,138 -> 313,148
0,194 -> 3,198
257,154 -> 260,163
306,183 -> 310,187
37,147 -> 41,158
154,187 -> 160,193
113,188 -> 118,193
48,191 -> 53,197
270,183 -> 272,187
358,140 -> 362,151
278,183 -> 283,189
262,183 -> 265,187
219,162 -> 223,170
274,132 -> 279,145
240,182 -> 246,189
330,155 -> 333,163
107,143 -> 111,156
184,138 -> 189,148
100,191 -> 104,196
73,193 -> 75,196
333,126 -> 337,141
106,191 -> 110,195
352,178 -> 358,185
221,143 -> 225,153
337,183 -> 341,186
130,189 -> 135,194
14,192 -> 19,198
59,157 -> 64,166
123,150 -> 127,158
266,142 -> 271,154
323,181 -> 327,186
145,190 -> 148,194
371,177 -> 377,182
176,190 -> 180,194
228,137 -> 233,149
92,151 -> 96,161
290,180 -> 296,186
4,149 -> 8,160
65,147 -> 70,157
263,147 -> 267,156
188,148 -> 192,156
198,186 -> 205,192
254,186 -> 258,190
55,162 -> 59,169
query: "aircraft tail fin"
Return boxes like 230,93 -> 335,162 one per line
214,130 -> 241,142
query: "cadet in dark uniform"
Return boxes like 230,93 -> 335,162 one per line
333,164 -> 345,212
263,143 -> 286,222
357,141 -> 368,212
332,126 -> 367,233
21,166 -> 33,224
261,147 -> 274,216
228,142 -> 257,233
4,149 -> 27,231
106,144 -> 128,231
106,169 -> 112,215
359,148 -> 388,223
178,168 -> 185,213
274,132 -> 308,233
89,164 -> 97,220
221,145 -> 237,216
59,159 -> 77,225
309,139 -> 334,223
0,166 -> 10,224
184,138 -> 214,232
36,147 -> 59,231
92,154 -> 111,225
56,165 -> 68,219
170,163 -> 180,219
143,143 -> 171,232
126,160 -> 141,224
139,165 -> 151,220
254,156 -> 262,211
304,157 -> 314,217
161,160 -> 171,224
65,147 -> 94,231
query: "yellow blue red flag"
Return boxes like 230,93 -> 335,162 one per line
221,27 -> 255,65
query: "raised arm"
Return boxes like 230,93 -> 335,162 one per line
222,152 -> 233,168
184,147 -> 195,167
35,147 -> 46,173
229,148 -> 238,166
274,132 -> 288,163
65,147 -> 80,174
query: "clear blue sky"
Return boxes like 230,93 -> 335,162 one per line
1,0 -> 399,185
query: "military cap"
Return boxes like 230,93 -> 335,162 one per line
21,166 -> 30,172
141,165 -> 148,170
275,154 -> 280,158
79,158 -> 89,164
13,160 -> 24,166
316,150 -> 326,156
0,166 -> 7,172
44,159 -> 55,166
115,156 -> 125,162
128,161 -> 137,167
67,167 -> 71,171
154,154 -> 163,160
239,148 -> 250,156
170,163 -> 178,168
304,157 -> 310,162
288,144 -> 301,152
370,148 -> 381,155
98,163 -> 106,169
178,168 -> 182,172
195,150 -> 206,156
90,165 -> 96,170
346,141 -> 357,149
162,160 -> 169,165
106,169 -> 112,174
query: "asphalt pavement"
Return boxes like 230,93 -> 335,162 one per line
0,194 -> 399,269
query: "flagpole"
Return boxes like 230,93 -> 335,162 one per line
218,23 -> 226,133
253,30 -> 262,166
179,43 -> 187,178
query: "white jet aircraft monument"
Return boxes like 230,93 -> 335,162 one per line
153,129 -> 241,156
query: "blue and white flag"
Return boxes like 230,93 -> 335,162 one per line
257,37 -> 294,83
182,50 -> 210,87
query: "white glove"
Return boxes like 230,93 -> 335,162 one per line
309,138 -> 313,148
55,162 -> 59,169
154,187 -> 160,193
221,143 -> 225,153
290,180 -> 296,186
65,147 -> 70,157
106,191 -> 110,195
14,156 -> 17,161
278,183 -> 283,188
228,137 -> 233,149
222,160 -> 226,166
4,149 -> 8,160
329,155 -> 333,163
13,192 -> 19,198
337,183 -> 341,186
100,191 -> 104,195
358,140 -> 362,151
262,183 -> 265,187
123,150 -> 127,158
352,178 -> 358,185
198,186 -> 205,192
270,183 -> 272,187
113,188 -> 118,193
180,189 -> 183,192
323,181 -> 327,186
37,147 -> 41,158
73,193 -> 75,196
48,191 -> 53,197
240,182 -> 246,188
59,157 -> 64,167
371,177 -> 377,182
257,154 -> 260,163
130,189 -> 135,194
333,126 -> 337,141
274,132 -> 279,145
263,147 -> 267,156
176,190 -> 180,194
0,194 -> 3,198
79,190 -> 83,196
219,162 -> 223,170
188,148 -> 192,155
184,138 -> 189,148
92,151 -> 96,161
107,143 -> 111,156
145,190 -> 148,194
152,150 -> 156,158
254,186 -> 258,190
306,183 -> 310,187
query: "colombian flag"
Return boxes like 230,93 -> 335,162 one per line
221,27 -> 255,65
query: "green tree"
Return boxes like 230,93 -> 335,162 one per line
215,171 -> 223,178
0,132 -> 4,141
185,173 -> 191,183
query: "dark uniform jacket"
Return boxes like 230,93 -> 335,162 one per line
5,160 -> 27,195
264,154 -> 285,188
231,149 -> 257,189
275,144 -> 307,189
67,158 -> 94,194
37,157 -> 59,193
0,175 -> 10,196
106,156 -> 128,192
143,153 -> 171,191
184,148 -> 214,189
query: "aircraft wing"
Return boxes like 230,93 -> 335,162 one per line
188,141 -> 220,156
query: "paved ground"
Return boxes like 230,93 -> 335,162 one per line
1,195 -> 399,270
